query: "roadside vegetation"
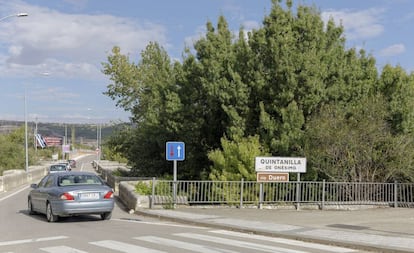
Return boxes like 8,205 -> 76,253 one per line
103,0 -> 411,183
0,123 -> 125,175
0,126 -> 56,175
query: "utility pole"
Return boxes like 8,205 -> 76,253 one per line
34,117 -> 38,155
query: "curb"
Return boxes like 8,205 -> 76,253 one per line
134,209 -> 413,253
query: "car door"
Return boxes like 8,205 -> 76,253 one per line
30,175 -> 49,212
33,175 -> 56,213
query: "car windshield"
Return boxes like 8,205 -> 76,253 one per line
50,165 -> 66,172
58,175 -> 103,186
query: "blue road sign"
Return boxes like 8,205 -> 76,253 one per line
166,141 -> 185,161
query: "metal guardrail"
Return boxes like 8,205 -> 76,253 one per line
150,179 -> 414,209
92,160 -> 414,209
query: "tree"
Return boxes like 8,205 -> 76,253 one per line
103,43 -> 183,177
101,0 -> 414,182
379,65 -> 414,134
304,95 -> 414,182
208,135 -> 268,181
102,46 -> 140,114
0,126 -> 36,173
175,16 -> 252,178
102,124 -> 130,164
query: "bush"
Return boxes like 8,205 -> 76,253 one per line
134,181 -> 152,195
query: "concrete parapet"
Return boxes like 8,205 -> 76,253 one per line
3,170 -> 27,191
118,181 -> 189,210
2,170 -> 27,191
29,166 -> 48,183
151,195 -> 188,206
119,181 -> 150,210
0,166 -> 48,192
93,160 -> 188,210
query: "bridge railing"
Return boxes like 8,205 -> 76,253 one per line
149,179 -> 414,209
91,160 -> 414,209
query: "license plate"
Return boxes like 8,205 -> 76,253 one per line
80,192 -> 100,200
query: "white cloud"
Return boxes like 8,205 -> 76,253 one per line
321,8 -> 385,40
379,43 -> 405,57
184,25 -> 206,49
0,1 -> 168,79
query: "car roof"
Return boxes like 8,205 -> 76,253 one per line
50,164 -> 66,167
49,171 -> 97,177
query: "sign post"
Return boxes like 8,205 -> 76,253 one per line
166,142 -> 185,208
255,156 -> 306,210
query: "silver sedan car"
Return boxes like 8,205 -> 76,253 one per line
28,172 -> 114,222
48,164 -> 69,173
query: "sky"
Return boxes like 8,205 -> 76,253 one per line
0,0 -> 413,124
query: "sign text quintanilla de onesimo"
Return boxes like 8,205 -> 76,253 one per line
255,157 -> 307,173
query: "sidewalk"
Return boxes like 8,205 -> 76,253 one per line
134,206 -> 414,253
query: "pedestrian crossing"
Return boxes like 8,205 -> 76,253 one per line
2,230 -> 358,253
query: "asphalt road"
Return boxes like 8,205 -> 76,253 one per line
0,156 -> 368,253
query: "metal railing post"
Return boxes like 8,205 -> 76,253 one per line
296,173 -> 301,210
259,183 -> 263,209
321,179 -> 325,210
394,181 -> 398,208
150,177 -> 156,209
240,178 -> 244,208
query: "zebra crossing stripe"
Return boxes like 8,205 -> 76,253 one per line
176,233 -> 309,253
209,230 -> 356,253
1,232 -> 358,253
0,236 -> 68,246
89,240 -> 166,253
40,245 -> 88,253
135,236 -> 239,253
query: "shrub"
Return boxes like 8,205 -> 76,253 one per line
134,181 -> 152,195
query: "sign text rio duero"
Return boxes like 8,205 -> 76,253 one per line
255,157 -> 306,173
256,172 -> 289,182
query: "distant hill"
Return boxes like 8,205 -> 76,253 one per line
0,120 -> 126,141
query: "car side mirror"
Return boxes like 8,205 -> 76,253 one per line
30,183 -> 38,189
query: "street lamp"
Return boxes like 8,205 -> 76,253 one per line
1,12 -> 30,172
87,108 -> 101,161
97,123 -> 101,161
0,13 -> 28,22
24,87 -> 29,173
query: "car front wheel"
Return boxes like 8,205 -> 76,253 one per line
46,203 -> 58,222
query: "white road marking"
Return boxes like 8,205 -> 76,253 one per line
210,230 -> 357,252
89,240 -> 166,253
135,235 -> 239,253
113,218 -> 208,229
40,245 -> 88,253
176,233 -> 309,253
0,186 -> 29,202
0,236 -> 68,246
0,232 -> 361,253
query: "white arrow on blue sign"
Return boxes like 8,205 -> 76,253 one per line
166,141 -> 185,161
